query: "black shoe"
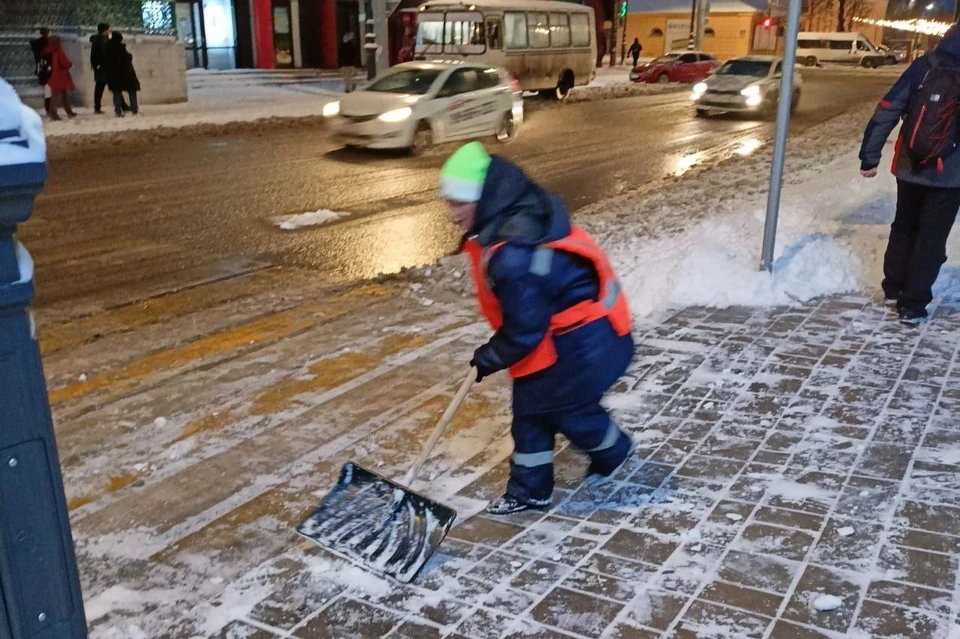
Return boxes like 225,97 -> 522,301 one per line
486,494 -> 548,515
898,307 -> 928,326
585,437 -> 637,482
94,109 -> 104,115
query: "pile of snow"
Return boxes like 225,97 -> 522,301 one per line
274,209 -> 349,230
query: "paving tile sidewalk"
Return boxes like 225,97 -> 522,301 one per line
214,293 -> 960,639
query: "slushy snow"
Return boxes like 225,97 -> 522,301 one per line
274,210 -> 348,230
813,594 -> 844,611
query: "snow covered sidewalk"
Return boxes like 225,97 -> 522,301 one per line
41,72 -> 342,139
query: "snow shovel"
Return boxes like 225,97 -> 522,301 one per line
297,368 -> 475,583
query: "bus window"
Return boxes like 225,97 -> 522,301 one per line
445,12 -> 485,53
417,14 -> 446,54
528,12 -> 550,48
505,12 -> 528,49
487,19 -> 503,49
570,13 -> 590,47
549,13 -> 570,48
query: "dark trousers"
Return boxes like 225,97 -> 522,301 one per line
99,81 -> 129,112
47,90 -> 75,119
94,80 -> 106,112
113,90 -> 138,115
883,179 -> 960,312
632,53 -> 640,66
507,400 -> 631,504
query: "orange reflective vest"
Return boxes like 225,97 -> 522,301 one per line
463,225 -> 632,379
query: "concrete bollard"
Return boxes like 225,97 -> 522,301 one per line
0,79 -> 88,639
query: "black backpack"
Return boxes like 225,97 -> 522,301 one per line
902,53 -> 960,169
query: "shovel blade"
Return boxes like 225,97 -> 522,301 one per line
297,462 -> 457,583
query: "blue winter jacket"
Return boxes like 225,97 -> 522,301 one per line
470,156 -> 635,416
860,24 -> 960,188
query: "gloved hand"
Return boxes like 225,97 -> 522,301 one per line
469,357 -> 495,383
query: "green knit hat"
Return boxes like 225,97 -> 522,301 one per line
439,142 -> 492,203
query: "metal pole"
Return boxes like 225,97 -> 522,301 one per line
688,0 -> 697,49
759,0 -> 802,272
372,0 -> 389,75
0,83 -> 88,639
694,0 -> 707,50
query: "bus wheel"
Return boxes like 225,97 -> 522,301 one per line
410,121 -> 433,156
496,111 -> 517,142
555,71 -> 574,100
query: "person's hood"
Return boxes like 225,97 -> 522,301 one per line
937,24 -> 960,63
112,32 -> 124,43
472,156 -> 570,247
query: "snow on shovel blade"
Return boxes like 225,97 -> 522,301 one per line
297,462 -> 457,583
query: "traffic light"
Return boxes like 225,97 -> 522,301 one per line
619,1 -> 627,19
762,15 -> 774,29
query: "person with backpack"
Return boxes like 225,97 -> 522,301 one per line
628,38 -> 643,67
29,28 -> 52,113
860,24 -> 960,325
441,142 -> 636,515
105,32 -> 140,117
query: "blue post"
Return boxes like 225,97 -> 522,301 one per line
0,80 -> 87,638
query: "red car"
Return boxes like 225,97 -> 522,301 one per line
630,51 -> 720,84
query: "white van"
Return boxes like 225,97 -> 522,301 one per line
797,32 -> 888,68
414,0 -> 597,99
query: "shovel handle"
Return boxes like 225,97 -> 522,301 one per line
402,368 -> 475,486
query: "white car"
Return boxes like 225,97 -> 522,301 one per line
323,61 -> 523,155
691,56 -> 802,119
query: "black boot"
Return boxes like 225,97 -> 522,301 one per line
486,494 -> 547,515
898,307 -> 928,326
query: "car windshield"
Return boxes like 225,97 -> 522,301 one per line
717,60 -> 771,78
367,69 -> 443,94
653,54 -> 681,63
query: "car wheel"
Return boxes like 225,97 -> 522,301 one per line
695,108 -> 708,118
657,73 -> 671,84
804,56 -> 818,67
862,58 -> 876,69
555,70 -> 574,100
410,121 -> 433,156
496,111 -> 517,143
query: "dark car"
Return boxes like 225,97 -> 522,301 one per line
630,51 -> 720,84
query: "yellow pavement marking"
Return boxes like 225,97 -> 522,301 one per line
68,473 -> 140,512
39,270 -> 287,356
47,284 -> 392,406
250,334 -> 428,416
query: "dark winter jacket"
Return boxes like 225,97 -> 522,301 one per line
859,24 -> 960,187
105,33 -> 140,93
470,156 -> 635,416
339,37 -> 358,67
29,35 -> 50,85
90,33 -> 109,82
629,41 -> 642,57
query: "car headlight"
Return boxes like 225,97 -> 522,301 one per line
322,101 -> 340,118
378,107 -> 413,123
740,85 -> 761,97
745,95 -> 763,107
693,82 -> 707,95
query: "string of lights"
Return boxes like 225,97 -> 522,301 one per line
852,16 -> 953,35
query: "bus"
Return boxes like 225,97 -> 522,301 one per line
414,0 -> 597,99
796,32 -> 888,68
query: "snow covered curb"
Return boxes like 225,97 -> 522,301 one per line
569,81 -> 685,103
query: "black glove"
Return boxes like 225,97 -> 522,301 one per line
470,357 -> 495,383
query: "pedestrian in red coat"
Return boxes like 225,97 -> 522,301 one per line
45,36 -> 76,120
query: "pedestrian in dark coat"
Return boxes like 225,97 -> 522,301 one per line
860,24 -> 960,324
29,28 -> 51,112
441,142 -> 636,515
105,32 -> 140,117
339,32 -> 358,93
89,22 -> 115,114
629,38 -> 643,67
44,36 -> 76,120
